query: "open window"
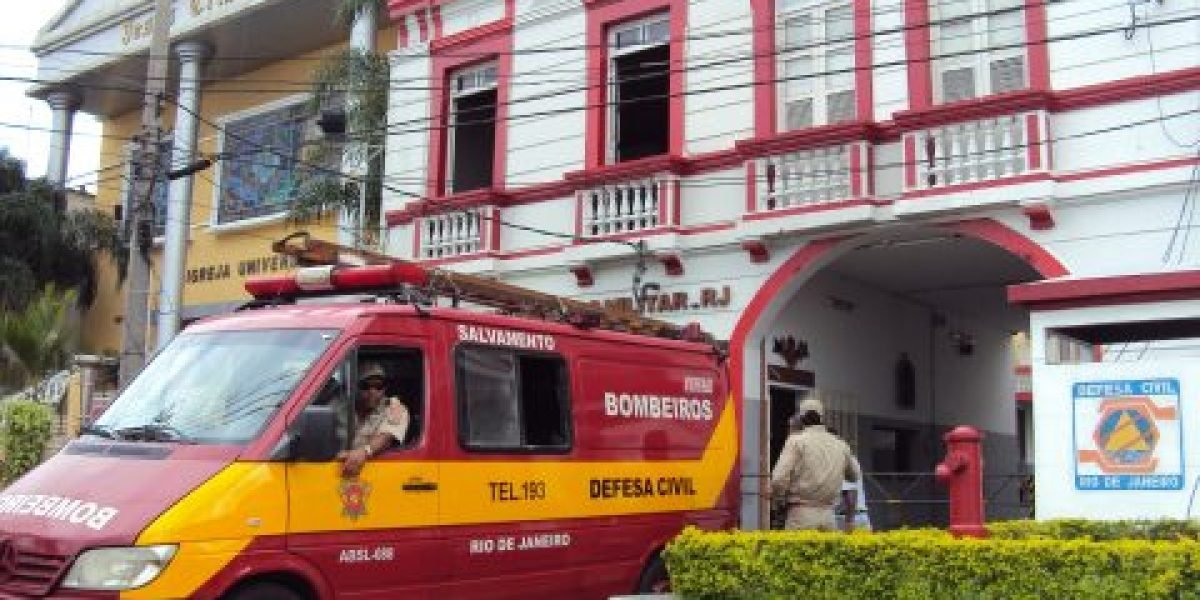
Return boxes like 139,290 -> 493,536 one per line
776,1 -> 856,130
447,62 -> 498,194
609,15 -> 671,163
311,347 -> 426,451
933,0 -> 1027,103
456,345 -> 571,452
1046,318 -> 1200,365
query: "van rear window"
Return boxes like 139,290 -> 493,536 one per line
456,346 -> 571,452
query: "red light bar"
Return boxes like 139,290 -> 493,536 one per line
244,274 -> 301,298
245,262 -> 431,300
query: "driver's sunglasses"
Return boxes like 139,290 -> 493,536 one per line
359,380 -> 386,391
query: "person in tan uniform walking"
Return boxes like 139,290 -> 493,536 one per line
771,396 -> 862,531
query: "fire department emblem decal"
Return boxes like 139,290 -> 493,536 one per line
339,479 -> 372,520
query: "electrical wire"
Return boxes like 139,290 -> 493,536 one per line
96,102 -> 1200,260
36,11 -> 1200,190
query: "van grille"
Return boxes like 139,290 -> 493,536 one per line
0,541 -> 68,597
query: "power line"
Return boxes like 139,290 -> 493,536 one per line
131,101 -> 1200,252
369,14 -> 1200,139
8,2 -> 1190,158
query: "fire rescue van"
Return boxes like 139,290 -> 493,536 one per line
0,256 -> 737,599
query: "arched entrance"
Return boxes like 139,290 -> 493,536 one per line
731,219 -> 1066,529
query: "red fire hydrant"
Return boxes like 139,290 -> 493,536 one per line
935,426 -> 987,538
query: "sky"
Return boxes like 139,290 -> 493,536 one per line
1,2 -> 102,191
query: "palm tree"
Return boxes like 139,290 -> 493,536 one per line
0,287 -> 78,395
288,0 -> 389,249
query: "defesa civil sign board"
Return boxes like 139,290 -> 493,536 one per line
1073,378 -> 1183,491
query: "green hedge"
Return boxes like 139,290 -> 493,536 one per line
664,526 -> 1200,600
0,400 -> 54,484
989,518 -> 1200,541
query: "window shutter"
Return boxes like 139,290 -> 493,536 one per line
942,67 -> 976,103
826,90 -> 856,124
785,99 -> 813,130
990,56 -> 1026,94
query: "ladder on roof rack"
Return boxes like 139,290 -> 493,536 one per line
268,232 -> 715,344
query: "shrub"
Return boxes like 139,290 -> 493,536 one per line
0,400 -> 54,484
989,518 -> 1200,541
664,526 -> 1200,600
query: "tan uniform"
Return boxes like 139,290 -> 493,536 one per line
771,424 -> 861,531
352,398 -> 410,449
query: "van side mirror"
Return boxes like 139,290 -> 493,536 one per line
288,405 -> 340,461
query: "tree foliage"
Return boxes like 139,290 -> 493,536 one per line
0,287 -> 78,392
288,0 -> 390,249
0,151 -> 122,311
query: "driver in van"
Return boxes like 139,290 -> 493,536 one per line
336,362 -> 410,478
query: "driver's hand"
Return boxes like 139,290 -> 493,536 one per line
337,448 -> 369,478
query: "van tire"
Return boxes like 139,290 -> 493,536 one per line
225,581 -> 304,600
635,554 -> 671,594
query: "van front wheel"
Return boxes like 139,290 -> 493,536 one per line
635,554 -> 671,594
225,581 -> 305,600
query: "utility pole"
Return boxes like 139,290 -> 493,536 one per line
119,0 -> 173,388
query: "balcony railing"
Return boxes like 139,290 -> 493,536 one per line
419,208 -> 485,259
908,111 -> 1047,191
579,174 -> 676,238
755,143 -> 861,212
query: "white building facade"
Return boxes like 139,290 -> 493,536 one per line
381,0 -> 1200,527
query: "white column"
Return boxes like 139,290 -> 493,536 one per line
45,91 -> 79,190
156,41 -> 210,350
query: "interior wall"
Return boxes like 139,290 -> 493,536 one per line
766,269 -> 1026,525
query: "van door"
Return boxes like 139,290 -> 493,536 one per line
441,343 -> 578,598
285,340 -> 443,598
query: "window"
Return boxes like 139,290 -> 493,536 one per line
456,346 -> 571,451
311,347 -> 426,451
216,101 -> 320,224
448,62 -> 498,194
609,15 -> 671,163
871,426 -> 918,473
777,1 -> 856,130
933,0 -> 1026,103
94,329 -> 336,444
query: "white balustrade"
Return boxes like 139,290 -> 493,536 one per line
580,176 -> 671,237
756,144 -> 853,212
914,112 -> 1039,189
420,208 -> 484,259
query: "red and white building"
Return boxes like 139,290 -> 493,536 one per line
372,0 -> 1200,527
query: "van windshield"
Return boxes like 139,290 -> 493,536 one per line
92,329 -> 337,444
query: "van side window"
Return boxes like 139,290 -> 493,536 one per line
310,347 -> 425,451
456,346 -> 570,452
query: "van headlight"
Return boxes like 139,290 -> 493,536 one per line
62,545 -> 177,590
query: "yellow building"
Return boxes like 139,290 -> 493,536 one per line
31,0 -> 395,356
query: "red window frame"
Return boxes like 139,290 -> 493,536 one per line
583,0 -> 688,169
749,0 -> 874,138
425,4 -> 515,198
903,0 -> 1049,110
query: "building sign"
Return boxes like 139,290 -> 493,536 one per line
595,285 -> 731,314
120,0 -> 245,47
1073,378 -> 1183,491
186,255 -> 296,285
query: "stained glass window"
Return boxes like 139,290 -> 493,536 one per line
217,102 -> 310,224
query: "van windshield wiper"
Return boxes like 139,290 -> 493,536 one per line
79,424 -> 117,440
114,423 -> 194,444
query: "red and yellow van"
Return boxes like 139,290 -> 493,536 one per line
0,265 -> 737,599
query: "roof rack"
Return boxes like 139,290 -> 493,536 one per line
251,232 -> 716,345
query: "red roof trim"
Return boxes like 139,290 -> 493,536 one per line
1009,270 -> 1200,309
